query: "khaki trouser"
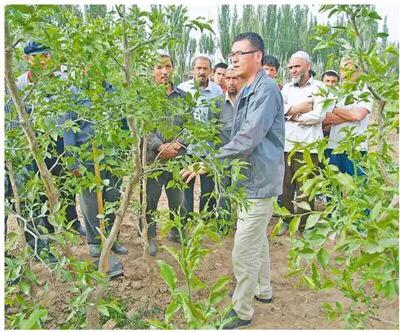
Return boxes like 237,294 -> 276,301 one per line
232,198 -> 274,320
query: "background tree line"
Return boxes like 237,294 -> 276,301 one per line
52,4 -> 391,85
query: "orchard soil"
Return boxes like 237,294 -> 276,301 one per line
6,180 -> 399,329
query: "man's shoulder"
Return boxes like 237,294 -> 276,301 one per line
312,79 -> 324,87
172,86 -> 187,98
282,81 -> 292,91
176,87 -> 187,97
257,73 -> 278,88
208,80 -> 223,91
177,80 -> 193,91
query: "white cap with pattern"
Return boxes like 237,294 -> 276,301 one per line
290,51 -> 311,64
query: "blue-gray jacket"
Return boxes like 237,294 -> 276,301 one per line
60,81 -> 120,170
216,69 -> 285,199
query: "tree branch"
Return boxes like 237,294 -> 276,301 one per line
347,9 -> 395,188
378,195 -> 399,222
5,160 -> 26,247
4,22 -> 59,213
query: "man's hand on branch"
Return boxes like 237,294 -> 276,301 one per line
180,162 -> 207,184
70,169 -> 81,177
158,141 -> 182,160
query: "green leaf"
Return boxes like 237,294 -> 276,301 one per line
273,200 -> 291,216
10,5 -> 34,14
209,288 -> 227,305
295,201 -> 311,211
298,248 -> 315,260
304,276 -> 316,289
19,281 -> 30,295
20,308 -> 48,329
97,304 -> 109,317
271,218 -> 283,237
40,201 -> 48,215
317,248 -> 329,268
185,300 -> 206,323
165,301 -> 181,323
379,238 -> 398,249
157,260 -> 177,292
336,173 -> 355,190
383,280 -> 396,299
365,240 -> 382,253
369,200 -> 382,220
191,274 -> 207,290
376,32 -> 389,38
322,98 -> 336,111
24,270 -> 37,283
308,233 -> 326,246
289,216 -> 301,236
305,213 -> 320,229
303,149 -> 313,168
367,11 -> 382,20
210,275 -> 231,293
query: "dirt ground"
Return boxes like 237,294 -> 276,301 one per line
5,180 -> 399,330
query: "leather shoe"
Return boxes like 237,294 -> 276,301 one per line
168,228 -> 181,243
149,239 -> 157,257
254,295 -> 272,303
88,244 -> 101,257
112,243 -> 128,255
222,309 -> 251,329
74,225 -> 86,236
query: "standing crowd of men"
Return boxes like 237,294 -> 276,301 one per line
5,31 -> 372,329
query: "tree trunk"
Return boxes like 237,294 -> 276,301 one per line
86,5 -> 147,328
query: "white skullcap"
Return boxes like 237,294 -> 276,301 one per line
323,69 -> 340,77
157,49 -> 171,57
290,51 -> 311,64
192,53 -> 212,66
226,64 -> 235,70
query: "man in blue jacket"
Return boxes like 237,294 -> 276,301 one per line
61,81 -> 128,258
5,42 -> 86,264
181,32 -> 284,329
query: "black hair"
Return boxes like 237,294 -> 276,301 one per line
213,62 -> 228,73
322,70 -> 340,81
309,69 -> 316,77
263,55 -> 280,70
233,32 -> 265,64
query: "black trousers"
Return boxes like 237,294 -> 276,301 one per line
184,173 -> 216,214
281,152 -> 319,227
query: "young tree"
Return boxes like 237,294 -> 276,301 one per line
273,4 -> 399,328
5,4 -> 244,329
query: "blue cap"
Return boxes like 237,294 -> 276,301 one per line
24,41 -> 50,55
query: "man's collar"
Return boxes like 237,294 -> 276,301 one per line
291,75 -> 313,88
190,78 -> 212,91
225,91 -> 236,106
241,69 -> 265,98
170,83 -> 180,94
